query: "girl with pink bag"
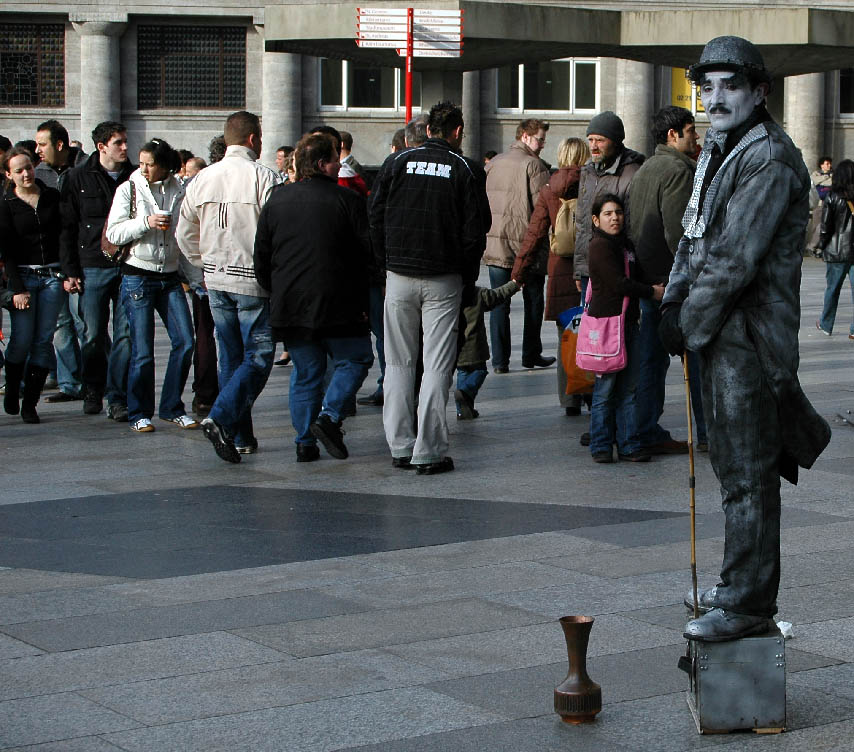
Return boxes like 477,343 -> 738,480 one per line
584,194 -> 664,463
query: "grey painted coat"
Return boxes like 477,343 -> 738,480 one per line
663,119 -> 831,477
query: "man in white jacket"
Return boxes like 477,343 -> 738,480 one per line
177,111 -> 280,463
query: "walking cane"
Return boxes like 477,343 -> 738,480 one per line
682,354 -> 699,619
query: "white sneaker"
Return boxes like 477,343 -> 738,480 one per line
130,418 -> 155,433
163,414 -> 199,430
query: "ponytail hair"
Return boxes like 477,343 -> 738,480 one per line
139,138 -> 182,175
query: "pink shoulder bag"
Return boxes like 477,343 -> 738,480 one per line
575,250 -> 630,375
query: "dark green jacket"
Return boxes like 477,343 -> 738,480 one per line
457,281 -> 520,368
627,144 -> 695,285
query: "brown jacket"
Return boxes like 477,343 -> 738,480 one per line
512,166 -> 582,320
482,141 -> 550,269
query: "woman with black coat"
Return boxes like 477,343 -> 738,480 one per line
0,146 -> 65,422
815,159 -> 854,339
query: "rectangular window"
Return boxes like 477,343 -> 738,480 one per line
319,59 -> 420,110
841,69 -> 854,114
137,26 -> 245,109
496,59 -> 598,113
0,23 -> 65,107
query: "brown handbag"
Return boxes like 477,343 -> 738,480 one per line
101,181 -> 136,264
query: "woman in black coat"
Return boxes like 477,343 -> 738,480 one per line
815,159 -> 854,338
0,146 -> 65,423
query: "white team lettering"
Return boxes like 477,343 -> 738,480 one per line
405,161 -> 452,179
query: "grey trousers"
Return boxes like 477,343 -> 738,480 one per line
382,271 -> 462,465
701,310 -> 782,618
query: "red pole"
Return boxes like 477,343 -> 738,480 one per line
405,7 -> 413,123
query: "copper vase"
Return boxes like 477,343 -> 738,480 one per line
554,615 -> 601,723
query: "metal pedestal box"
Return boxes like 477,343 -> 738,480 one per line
686,626 -> 786,734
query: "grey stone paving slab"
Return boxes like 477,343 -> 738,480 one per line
3,739 -> 126,752
348,715 -> 637,752
426,643 -> 688,720
779,521 -> 854,556
0,692 -> 140,748
0,632 -> 288,702
383,615 -> 683,679
789,663 -> 854,701
316,560 -> 592,610
792,617 -> 854,662
715,718 -> 854,752
776,581 -> 854,625
0,586 -> 144,625
1,589 -> 365,652
101,687 -> 506,752
348,531 -> 620,576
0,633 -> 42,660
80,650 -> 448,725
780,548 -> 854,588
232,597 -> 546,657
485,569 -> 687,618
538,539 -> 722,579
107,559 -> 389,606
0,569 -> 132,596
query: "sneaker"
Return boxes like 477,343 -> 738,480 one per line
130,418 -> 155,433
46,391 -> 82,403
83,390 -> 103,415
201,417 -> 240,463
454,388 -> 477,420
163,414 -> 199,430
107,404 -> 129,422
816,320 -> 831,336
415,456 -> 455,475
310,414 -> 348,459
296,443 -> 320,462
236,438 -> 258,454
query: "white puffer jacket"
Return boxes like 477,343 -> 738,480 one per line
105,169 -> 202,286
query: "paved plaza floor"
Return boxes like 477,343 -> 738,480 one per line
1,259 -> 853,750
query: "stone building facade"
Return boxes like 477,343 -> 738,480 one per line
1,2 -> 852,172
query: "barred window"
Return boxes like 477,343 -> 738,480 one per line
137,26 -> 245,109
841,69 -> 854,115
0,24 -> 65,107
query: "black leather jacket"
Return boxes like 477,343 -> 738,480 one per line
818,191 -> 854,264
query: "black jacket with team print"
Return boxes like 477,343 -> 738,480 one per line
369,138 -> 490,286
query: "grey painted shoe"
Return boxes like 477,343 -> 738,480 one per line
684,608 -> 774,642
683,585 -> 717,614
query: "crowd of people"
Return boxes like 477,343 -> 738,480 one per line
0,67 -> 840,475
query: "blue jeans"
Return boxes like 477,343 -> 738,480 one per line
636,298 -> 707,446
455,365 -> 487,411
207,290 -> 274,446
488,265 -> 545,367
589,321 -> 642,456
368,284 -> 386,391
6,270 -> 65,369
51,293 -> 84,396
819,261 -> 854,335
121,275 -> 194,423
287,335 -> 373,444
79,266 -> 129,405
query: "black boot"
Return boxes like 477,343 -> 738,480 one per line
3,360 -> 24,416
21,365 -> 49,424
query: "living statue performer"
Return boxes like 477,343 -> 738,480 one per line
658,36 -> 832,642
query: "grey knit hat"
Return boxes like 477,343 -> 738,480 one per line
586,111 -> 625,144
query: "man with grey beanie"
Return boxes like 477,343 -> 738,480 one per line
573,111 -> 645,293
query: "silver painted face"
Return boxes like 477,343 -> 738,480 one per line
699,70 -> 765,133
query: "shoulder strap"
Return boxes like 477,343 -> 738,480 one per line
129,181 -> 136,219
847,200 -> 854,216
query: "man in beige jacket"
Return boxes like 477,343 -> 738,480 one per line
177,110 -> 280,463
483,119 -> 553,373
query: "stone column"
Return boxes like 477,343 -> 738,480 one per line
615,59 -> 654,157
784,73 -> 824,173
72,22 -> 126,144
260,27 -> 302,169
461,70 -> 481,161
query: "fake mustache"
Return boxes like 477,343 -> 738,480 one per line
707,105 -> 732,115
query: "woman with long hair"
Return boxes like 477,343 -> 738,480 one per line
815,159 -> 854,339
512,137 -> 591,414
106,138 -> 201,433
0,146 -> 65,423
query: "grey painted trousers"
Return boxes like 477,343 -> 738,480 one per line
701,310 -> 782,618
